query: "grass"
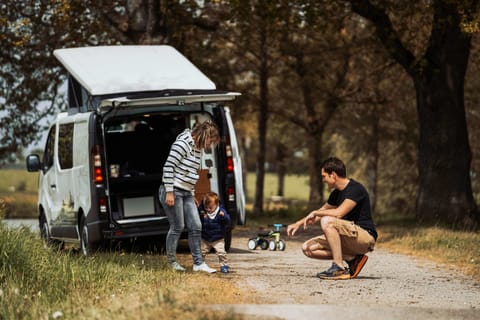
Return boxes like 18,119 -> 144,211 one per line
378,222 -> 480,281
0,221 -> 251,319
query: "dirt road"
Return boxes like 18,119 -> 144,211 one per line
206,226 -> 480,320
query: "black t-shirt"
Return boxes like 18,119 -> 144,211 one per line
327,179 -> 377,240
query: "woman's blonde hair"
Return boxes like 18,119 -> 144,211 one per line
192,121 -> 220,149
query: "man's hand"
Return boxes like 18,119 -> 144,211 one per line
287,223 -> 300,237
303,211 -> 316,229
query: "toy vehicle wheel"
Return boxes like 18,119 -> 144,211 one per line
278,240 -> 286,251
248,239 -> 258,250
260,239 -> 269,250
269,240 -> 277,251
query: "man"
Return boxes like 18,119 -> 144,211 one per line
287,157 -> 377,280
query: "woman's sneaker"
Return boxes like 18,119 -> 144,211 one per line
171,262 -> 186,272
193,262 -> 217,273
316,262 -> 351,280
346,255 -> 368,278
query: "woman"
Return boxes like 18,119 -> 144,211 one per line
159,121 -> 220,273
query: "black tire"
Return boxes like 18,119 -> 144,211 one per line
224,228 -> 232,251
260,239 -> 269,250
40,213 -> 63,250
80,216 -> 97,256
39,214 -> 51,244
268,240 -> 277,251
248,238 -> 258,250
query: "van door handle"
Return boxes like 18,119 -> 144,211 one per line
50,184 -> 56,189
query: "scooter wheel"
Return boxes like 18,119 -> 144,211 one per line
269,240 -> 277,251
278,240 -> 286,251
260,239 -> 269,250
248,239 -> 257,250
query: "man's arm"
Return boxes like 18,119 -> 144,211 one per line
303,199 -> 357,227
287,202 -> 335,236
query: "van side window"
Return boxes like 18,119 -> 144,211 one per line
58,123 -> 74,169
43,126 -> 56,171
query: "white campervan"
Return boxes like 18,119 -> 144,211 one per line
26,46 -> 245,255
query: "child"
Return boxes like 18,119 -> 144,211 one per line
199,192 -> 231,273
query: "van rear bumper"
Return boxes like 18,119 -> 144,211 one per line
103,217 -> 170,240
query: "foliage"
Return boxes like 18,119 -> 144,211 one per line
0,1 -> 114,165
1,0 -> 479,223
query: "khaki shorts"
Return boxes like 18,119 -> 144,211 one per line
310,219 -> 376,255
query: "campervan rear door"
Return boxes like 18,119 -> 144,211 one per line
224,107 -> 246,225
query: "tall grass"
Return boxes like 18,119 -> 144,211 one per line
0,221 -> 248,319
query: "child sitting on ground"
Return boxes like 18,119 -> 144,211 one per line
199,192 -> 231,273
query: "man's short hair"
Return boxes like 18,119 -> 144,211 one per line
321,157 -> 346,178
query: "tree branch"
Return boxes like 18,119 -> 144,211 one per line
348,0 -> 417,76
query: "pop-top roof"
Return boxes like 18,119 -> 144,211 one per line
53,45 -> 216,96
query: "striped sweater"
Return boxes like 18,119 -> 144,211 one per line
162,129 -> 201,193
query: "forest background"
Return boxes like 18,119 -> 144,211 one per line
1,0 -> 479,230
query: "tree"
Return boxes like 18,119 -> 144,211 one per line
347,0 -> 479,228
0,1 -> 114,165
0,1 -> 225,165
222,1 -> 286,214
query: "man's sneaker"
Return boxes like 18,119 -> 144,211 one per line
171,262 -> 186,272
193,262 -> 217,273
220,265 -> 230,273
316,263 -> 351,280
346,255 -> 368,278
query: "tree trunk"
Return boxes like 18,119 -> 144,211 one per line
414,68 -> 478,228
276,143 -> 286,197
349,0 -> 479,229
306,134 -> 323,209
365,108 -> 379,214
253,24 -> 269,215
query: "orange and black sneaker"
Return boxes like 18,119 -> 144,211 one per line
316,263 -> 351,280
346,255 -> 368,278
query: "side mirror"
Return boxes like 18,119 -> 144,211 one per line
26,154 -> 41,172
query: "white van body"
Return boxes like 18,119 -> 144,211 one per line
27,46 -> 245,254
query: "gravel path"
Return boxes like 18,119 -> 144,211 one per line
206,226 -> 480,320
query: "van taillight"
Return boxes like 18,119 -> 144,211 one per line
226,145 -> 234,172
95,168 -> 103,183
99,197 -> 107,213
227,187 -> 235,202
227,158 -> 234,172
93,146 -> 104,184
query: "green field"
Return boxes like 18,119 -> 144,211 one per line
0,169 -> 39,218
245,172 -> 310,202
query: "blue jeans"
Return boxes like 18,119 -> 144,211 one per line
159,185 -> 203,266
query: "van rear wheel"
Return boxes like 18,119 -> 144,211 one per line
224,228 -> 232,251
40,214 -> 63,249
80,216 -> 96,256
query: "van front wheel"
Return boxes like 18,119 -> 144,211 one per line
40,215 -> 53,245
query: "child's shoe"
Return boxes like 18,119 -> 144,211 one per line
220,265 -> 230,273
